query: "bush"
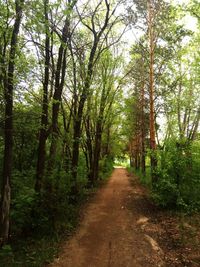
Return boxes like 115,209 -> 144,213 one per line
152,139 -> 200,211
10,170 -> 37,236
11,187 -> 37,235
0,245 -> 14,266
152,172 -> 179,208
99,156 -> 114,180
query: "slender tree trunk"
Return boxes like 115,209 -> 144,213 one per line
0,0 -> 24,246
47,0 -> 77,176
91,125 -> 102,183
177,62 -> 183,139
190,107 -> 200,141
71,42 -> 98,189
85,117 -> 93,183
90,83 -> 106,183
140,60 -> 146,175
71,97 -> 86,190
47,48 -> 67,171
104,125 -> 111,157
148,0 -> 157,180
47,17 -> 68,173
35,0 -> 50,192
61,101 -> 72,170
71,2 -> 111,187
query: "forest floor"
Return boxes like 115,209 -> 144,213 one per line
49,168 -> 200,267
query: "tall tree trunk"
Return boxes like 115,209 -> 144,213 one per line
90,81 -> 107,183
140,59 -> 146,175
47,15 -> 69,174
104,124 -> 111,157
190,107 -> 200,141
71,41 -> 98,189
84,116 -> 93,183
91,124 -> 102,183
47,46 -> 67,173
71,1 -> 111,188
148,0 -> 157,180
47,0 -> 77,177
0,0 -> 24,246
177,62 -> 183,139
35,0 -> 50,192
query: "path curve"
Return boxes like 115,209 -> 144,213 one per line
49,168 -> 164,267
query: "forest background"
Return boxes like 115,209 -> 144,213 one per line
0,0 -> 200,265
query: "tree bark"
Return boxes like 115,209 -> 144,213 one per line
47,17 -> 68,174
148,0 -> 157,180
71,0 -> 111,189
91,123 -> 102,183
71,40 -> 98,189
0,0 -> 24,246
35,0 -> 50,192
140,59 -> 146,175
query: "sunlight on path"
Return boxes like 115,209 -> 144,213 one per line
49,168 -> 164,267
113,165 -> 126,168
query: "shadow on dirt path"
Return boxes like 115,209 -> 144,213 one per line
49,168 -> 165,267
49,168 -> 200,267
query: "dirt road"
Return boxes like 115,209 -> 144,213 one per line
50,168 -> 165,267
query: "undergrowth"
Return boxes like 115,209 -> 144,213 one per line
0,158 -> 114,267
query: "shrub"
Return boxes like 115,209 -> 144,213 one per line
99,156 -> 114,180
153,139 -> 200,211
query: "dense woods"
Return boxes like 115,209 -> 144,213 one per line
0,0 -> 200,265
125,0 -> 200,209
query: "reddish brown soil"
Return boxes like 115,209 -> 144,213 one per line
49,168 -> 200,267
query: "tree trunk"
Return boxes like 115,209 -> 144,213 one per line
148,0 -> 157,181
71,42 -> 98,189
84,116 -> 93,183
71,2 -> 111,187
71,98 -> 85,190
91,125 -> 102,183
141,63 -> 146,175
0,0 -> 24,246
35,0 -> 50,192
90,81 -> 106,184
47,27 -> 68,174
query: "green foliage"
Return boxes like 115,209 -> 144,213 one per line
99,156 -> 114,180
10,170 -> 35,234
152,174 -> 179,208
0,245 -> 14,266
13,105 -> 40,171
77,153 -> 88,189
11,187 -> 36,235
2,237 -> 59,267
134,166 -> 152,188
0,0 -> 199,265
152,139 -> 200,211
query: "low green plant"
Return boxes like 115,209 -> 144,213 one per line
99,156 -> 114,180
0,245 -> 14,266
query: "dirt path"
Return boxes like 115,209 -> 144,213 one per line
50,168 -> 165,267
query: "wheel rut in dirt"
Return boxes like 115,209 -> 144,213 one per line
49,168 -> 164,267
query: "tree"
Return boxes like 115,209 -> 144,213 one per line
83,50 -> 123,184
0,0 -> 24,246
35,0 -> 51,192
147,0 -> 157,175
71,0 -> 123,190
124,48 -> 149,173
